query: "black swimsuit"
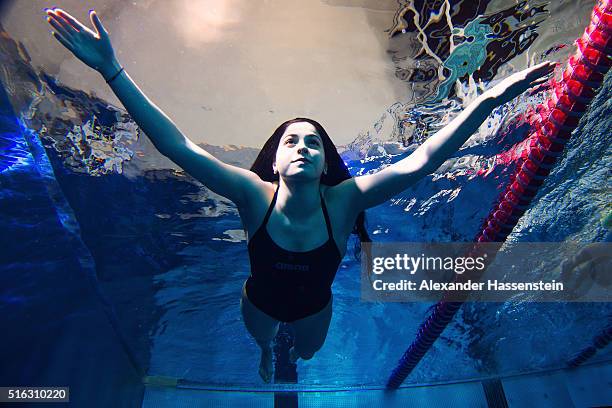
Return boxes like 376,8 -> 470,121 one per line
245,186 -> 343,323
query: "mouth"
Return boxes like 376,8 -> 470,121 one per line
292,157 -> 311,164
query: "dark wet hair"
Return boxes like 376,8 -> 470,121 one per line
250,117 -> 371,259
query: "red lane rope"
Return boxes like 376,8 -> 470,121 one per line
387,0 -> 612,389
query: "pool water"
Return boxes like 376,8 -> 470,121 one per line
1,1 -> 611,406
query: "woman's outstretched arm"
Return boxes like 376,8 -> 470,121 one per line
45,8 -> 262,206
332,61 -> 556,212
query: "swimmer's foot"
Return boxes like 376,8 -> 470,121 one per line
259,346 -> 273,383
289,346 -> 299,364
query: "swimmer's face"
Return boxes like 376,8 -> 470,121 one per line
387,32 -> 441,102
273,122 -> 326,182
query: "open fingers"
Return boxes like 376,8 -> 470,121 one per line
528,82 -> 550,95
530,61 -> 556,77
530,76 -> 550,86
45,10 -> 76,35
49,8 -> 99,38
46,14 -> 73,41
89,10 -> 108,39
523,64 -> 554,83
527,75 -> 552,95
51,30 -> 74,50
53,8 -> 84,32
533,60 -> 556,69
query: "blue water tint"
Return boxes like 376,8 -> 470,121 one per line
1,6 -> 611,393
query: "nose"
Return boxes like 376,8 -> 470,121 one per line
297,145 -> 308,154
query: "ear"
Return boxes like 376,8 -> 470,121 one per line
272,162 -> 277,174
323,163 -> 328,175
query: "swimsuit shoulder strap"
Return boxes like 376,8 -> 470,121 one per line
320,191 -> 334,240
262,185 -> 279,227
261,186 -> 333,241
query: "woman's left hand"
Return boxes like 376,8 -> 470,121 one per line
485,61 -> 556,105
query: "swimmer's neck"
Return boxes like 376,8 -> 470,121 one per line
274,178 -> 323,220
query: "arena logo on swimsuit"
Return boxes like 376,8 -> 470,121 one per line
274,262 -> 310,272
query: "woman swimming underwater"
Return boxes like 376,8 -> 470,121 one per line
45,8 -> 555,382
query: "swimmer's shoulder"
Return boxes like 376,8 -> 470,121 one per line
237,180 -> 277,238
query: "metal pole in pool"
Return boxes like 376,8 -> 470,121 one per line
386,0 -> 612,389
273,324 -> 298,406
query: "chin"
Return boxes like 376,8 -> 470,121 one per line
283,170 -> 321,182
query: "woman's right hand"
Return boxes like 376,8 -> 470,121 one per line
45,8 -> 120,80
484,61 -> 556,106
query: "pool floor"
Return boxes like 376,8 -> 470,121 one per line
141,360 -> 611,407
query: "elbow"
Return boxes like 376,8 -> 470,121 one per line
419,160 -> 441,178
406,149 -> 434,178
157,137 -> 188,159
155,145 -> 176,160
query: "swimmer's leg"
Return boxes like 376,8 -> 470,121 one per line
289,295 -> 333,362
240,282 -> 279,383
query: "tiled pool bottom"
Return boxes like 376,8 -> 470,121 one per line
141,360 -> 611,407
